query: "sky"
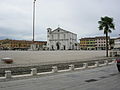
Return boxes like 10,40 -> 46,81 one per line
0,0 -> 120,41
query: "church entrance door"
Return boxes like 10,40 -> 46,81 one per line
56,42 -> 60,50
63,45 -> 66,50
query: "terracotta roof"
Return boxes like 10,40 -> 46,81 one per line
95,36 -> 106,38
116,37 -> 120,39
0,39 -> 47,44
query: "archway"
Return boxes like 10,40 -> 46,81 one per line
56,42 -> 60,50
52,45 -> 54,50
63,45 -> 66,50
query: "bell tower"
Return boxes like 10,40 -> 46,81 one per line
47,28 -> 52,50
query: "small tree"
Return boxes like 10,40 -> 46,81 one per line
98,16 -> 115,57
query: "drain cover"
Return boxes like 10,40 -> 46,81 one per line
110,73 -> 117,76
85,79 -> 98,82
66,74 -> 80,78
99,76 -> 107,79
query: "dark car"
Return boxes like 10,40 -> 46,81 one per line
116,58 -> 120,72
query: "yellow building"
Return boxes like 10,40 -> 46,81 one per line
80,38 -> 96,50
0,39 -> 47,50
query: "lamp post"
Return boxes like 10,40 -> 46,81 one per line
33,0 -> 36,42
31,0 -> 36,50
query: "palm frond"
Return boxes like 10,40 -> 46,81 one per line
108,29 -> 112,33
109,23 -> 115,30
98,16 -> 115,34
98,25 -> 103,30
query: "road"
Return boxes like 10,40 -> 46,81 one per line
0,64 -> 119,90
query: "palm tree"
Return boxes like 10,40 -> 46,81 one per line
98,16 -> 115,57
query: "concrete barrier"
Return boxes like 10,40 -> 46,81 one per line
108,60 -> 115,65
0,59 -> 115,80
95,61 -> 99,67
69,64 -> 75,71
83,63 -> 88,69
5,70 -> 12,79
31,68 -> 37,76
105,60 -> 108,65
52,66 -> 58,73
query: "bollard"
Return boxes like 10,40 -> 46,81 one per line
105,60 -> 108,65
109,59 -> 115,64
52,66 -> 58,73
5,70 -> 12,79
69,64 -> 75,71
31,68 -> 37,76
83,63 -> 88,69
95,61 -> 99,67
112,60 -> 115,64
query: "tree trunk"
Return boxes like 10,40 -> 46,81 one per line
106,33 -> 108,57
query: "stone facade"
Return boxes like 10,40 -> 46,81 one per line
80,36 -> 110,50
114,37 -> 120,50
80,37 -> 96,50
95,36 -> 110,50
0,39 -> 47,50
47,27 -> 77,50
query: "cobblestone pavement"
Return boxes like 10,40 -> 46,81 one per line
0,64 -> 119,90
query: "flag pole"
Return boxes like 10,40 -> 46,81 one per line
33,0 -> 36,42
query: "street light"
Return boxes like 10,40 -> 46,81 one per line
33,0 -> 36,42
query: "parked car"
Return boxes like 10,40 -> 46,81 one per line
1,58 -> 13,64
116,58 -> 120,72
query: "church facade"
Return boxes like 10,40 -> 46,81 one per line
47,27 -> 77,50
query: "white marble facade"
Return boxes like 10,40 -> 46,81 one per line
47,27 -> 77,50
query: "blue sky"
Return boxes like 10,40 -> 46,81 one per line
0,0 -> 120,41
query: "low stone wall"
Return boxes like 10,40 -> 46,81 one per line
0,58 -> 115,78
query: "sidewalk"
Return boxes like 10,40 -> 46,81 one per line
0,64 -> 119,90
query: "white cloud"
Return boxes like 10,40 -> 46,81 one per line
0,0 -> 120,41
